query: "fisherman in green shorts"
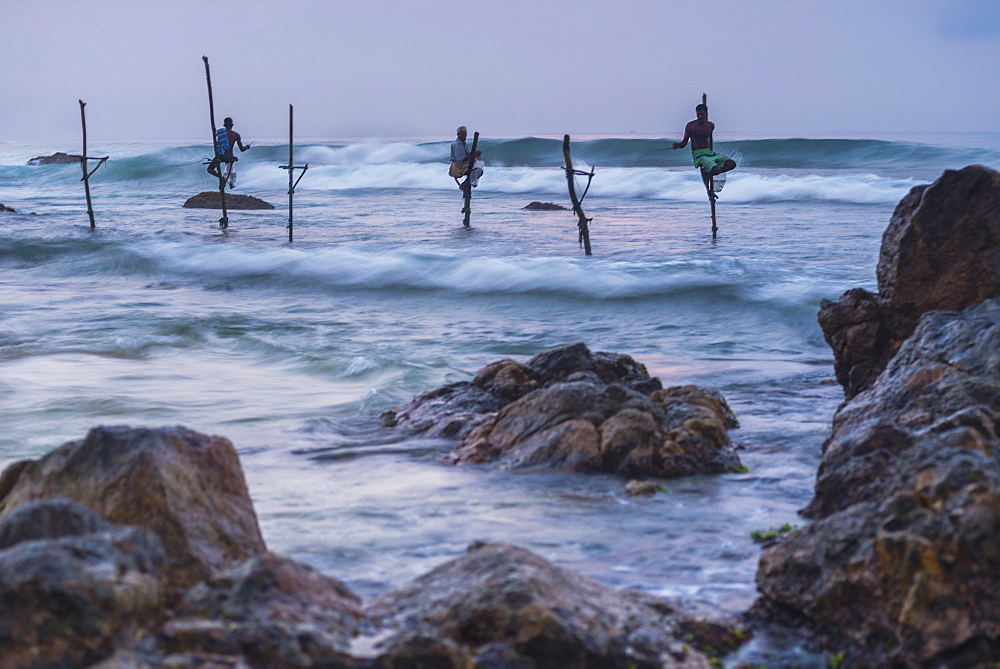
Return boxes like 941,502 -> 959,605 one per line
672,103 -> 736,181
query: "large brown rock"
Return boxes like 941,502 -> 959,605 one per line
819,165 -> 1000,398
0,525 -> 166,669
163,552 -> 366,667
0,425 -> 267,588
452,382 -> 741,477
389,343 -> 740,477
756,298 -> 1000,665
367,541 -> 748,668
387,343 -> 661,439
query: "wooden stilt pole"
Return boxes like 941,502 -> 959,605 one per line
702,93 -> 718,240
280,104 -> 309,243
77,100 -> 107,229
462,131 -> 479,228
79,100 -> 95,228
562,135 -> 593,256
203,56 -> 229,229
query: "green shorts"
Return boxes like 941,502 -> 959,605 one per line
692,148 -> 730,172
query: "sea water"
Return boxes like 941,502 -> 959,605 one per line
2,132 -> 999,664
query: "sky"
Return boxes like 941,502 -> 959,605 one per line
2,0 -> 1000,142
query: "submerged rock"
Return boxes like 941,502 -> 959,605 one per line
368,541 -> 748,668
182,191 -> 275,210
819,165 -> 1000,399
523,201 -> 568,210
756,297 -> 1000,665
27,151 -> 81,165
389,343 -> 741,478
0,425 -> 267,589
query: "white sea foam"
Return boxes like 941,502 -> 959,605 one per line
237,160 -> 917,205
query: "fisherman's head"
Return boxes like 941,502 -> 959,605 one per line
223,117 -> 234,128
456,126 -> 467,141
695,104 -> 707,120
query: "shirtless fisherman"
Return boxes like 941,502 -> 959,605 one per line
450,126 -> 482,194
672,103 -> 736,181
207,117 -> 251,181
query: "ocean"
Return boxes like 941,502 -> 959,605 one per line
2,131 -> 999,664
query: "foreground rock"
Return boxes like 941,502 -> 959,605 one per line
183,191 -> 275,210
819,165 -> 1000,399
0,503 -> 167,669
388,343 -> 741,478
163,552 -> 367,667
0,425 -> 747,668
757,297 -> 1000,665
0,425 -> 266,588
27,151 -> 81,165
369,541 -> 747,668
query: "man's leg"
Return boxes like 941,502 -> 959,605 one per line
720,159 -> 737,174
207,156 -> 221,178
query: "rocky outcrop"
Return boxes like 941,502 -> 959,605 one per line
819,165 -> 1000,398
182,191 -> 275,210
524,201 -> 568,210
453,382 -> 742,477
163,552 -> 366,667
387,343 -> 662,439
388,343 -> 742,477
0,515 -> 167,669
756,296 -> 1000,665
0,425 -> 266,588
368,541 -> 748,668
0,424 -> 747,668
27,152 -> 81,165
0,203 -> 14,213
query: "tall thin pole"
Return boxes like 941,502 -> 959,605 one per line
280,104 -> 308,243
462,131 -> 479,228
288,105 -> 294,242
79,100 -> 95,228
563,135 -> 592,256
702,92 -> 717,239
203,56 -> 229,228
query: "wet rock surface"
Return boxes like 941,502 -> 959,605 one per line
0,423 -> 746,668
819,165 -> 1000,399
0,425 -> 267,589
164,552 -> 366,667
182,191 -> 276,210
757,283 -> 1000,659
368,541 -> 747,668
0,202 -> 15,212
0,525 -> 167,668
389,343 -> 741,477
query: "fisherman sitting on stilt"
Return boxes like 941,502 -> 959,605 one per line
672,103 -> 736,196
207,117 -> 252,186
449,125 -> 482,194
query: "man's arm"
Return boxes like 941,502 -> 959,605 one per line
231,130 -> 251,152
672,122 -> 693,150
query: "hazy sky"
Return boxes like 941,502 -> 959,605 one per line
3,0 -> 999,142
